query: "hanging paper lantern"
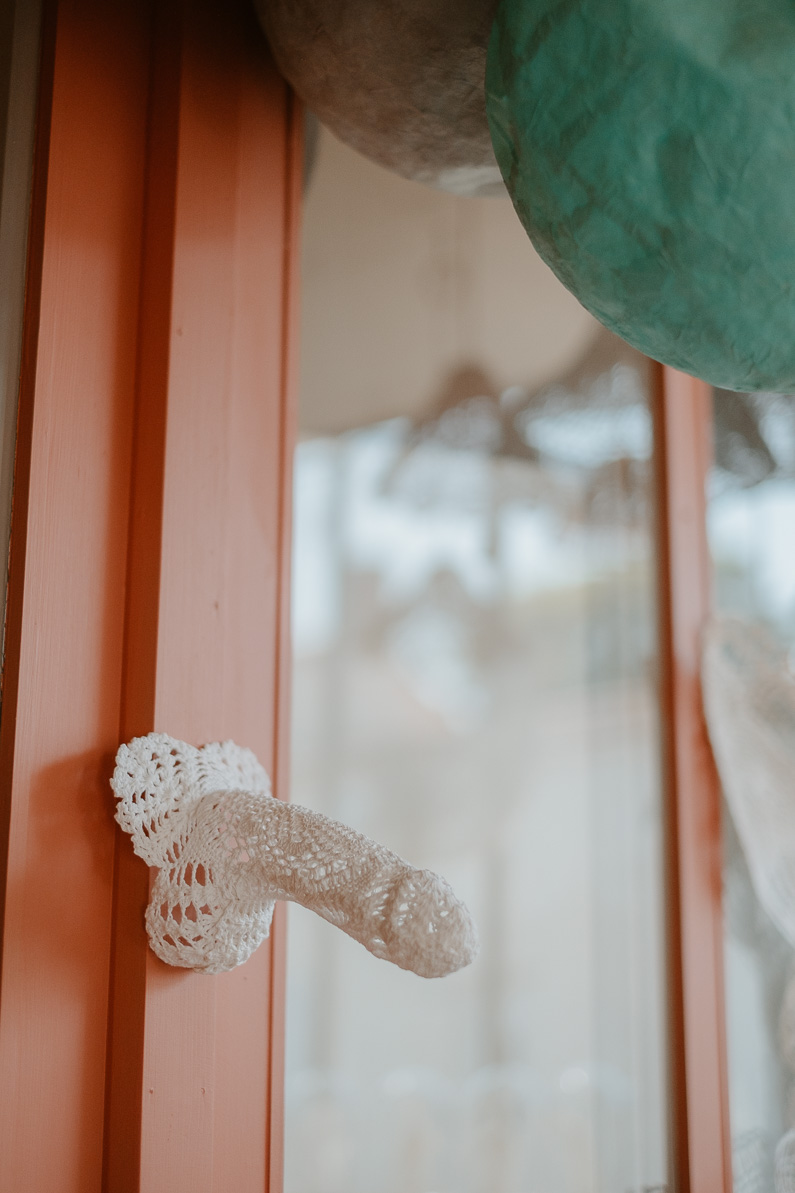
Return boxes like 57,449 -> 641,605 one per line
486,0 -> 795,391
256,0 -> 504,196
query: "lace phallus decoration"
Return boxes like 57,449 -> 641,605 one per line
111,733 -> 478,978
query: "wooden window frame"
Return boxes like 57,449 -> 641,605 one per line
0,2 -> 299,1189
0,3 -> 732,1190
654,367 -> 732,1193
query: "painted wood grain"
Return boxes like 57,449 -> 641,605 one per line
0,2 -> 152,1189
104,4 -> 299,1191
0,2 -> 299,1190
653,366 -> 732,1193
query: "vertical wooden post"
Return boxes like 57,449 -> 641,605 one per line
0,1 -> 298,1189
653,365 -> 731,1193
0,5 -> 153,1191
104,4 -> 299,1191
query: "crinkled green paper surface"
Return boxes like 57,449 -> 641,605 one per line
486,0 -> 795,390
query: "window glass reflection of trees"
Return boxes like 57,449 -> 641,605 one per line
287,337 -> 669,1193
708,392 -> 795,1192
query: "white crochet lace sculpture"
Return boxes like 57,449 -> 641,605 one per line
703,616 -> 795,949
111,733 -> 478,978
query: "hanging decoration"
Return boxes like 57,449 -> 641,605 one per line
255,0 -> 503,196
254,0 -> 795,388
111,733 -> 478,978
486,0 -> 795,391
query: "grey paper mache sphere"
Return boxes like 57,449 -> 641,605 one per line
255,0 -> 504,196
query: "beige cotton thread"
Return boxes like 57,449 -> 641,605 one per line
111,733 -> 478,979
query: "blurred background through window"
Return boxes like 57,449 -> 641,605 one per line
285,126 -> 669,1193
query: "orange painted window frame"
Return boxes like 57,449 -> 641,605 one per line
654,367 -> 732,1193
0,2 -> 299,1190
0,4 -> 732,1192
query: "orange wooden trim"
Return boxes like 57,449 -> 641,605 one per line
653,365 -> 731,1193
0,0 -> 56,930
0,0 -> 297,1187
103,6 -> 179,1186
266,85 -> 302,1193
0,1 -> 153,1188
103,4 -> 298,1190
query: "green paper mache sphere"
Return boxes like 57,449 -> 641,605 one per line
486,0 -> 795,391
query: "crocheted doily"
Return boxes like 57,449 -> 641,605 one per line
112,733 -> 478,978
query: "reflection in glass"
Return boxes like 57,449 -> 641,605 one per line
287,379 -> 668,1193
709,392 -> 795,1190
287,128 -> 668,1193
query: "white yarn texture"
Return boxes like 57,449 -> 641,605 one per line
111,733 -> 478,978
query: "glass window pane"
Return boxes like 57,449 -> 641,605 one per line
708,390 -> 795,1188
287,127 -> 669,1193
